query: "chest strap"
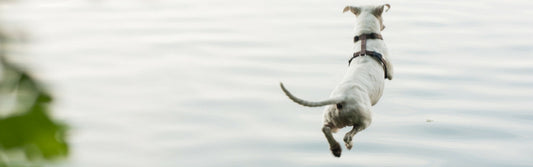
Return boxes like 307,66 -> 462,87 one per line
348,33 -> 390,79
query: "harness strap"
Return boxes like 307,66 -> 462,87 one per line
353,33 -> 383,43
360,35 -> 367,55
348,33 -> 390,79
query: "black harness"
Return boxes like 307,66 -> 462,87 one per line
348,33 -> 390,79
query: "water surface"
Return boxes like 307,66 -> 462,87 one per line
3,0 -> 533,166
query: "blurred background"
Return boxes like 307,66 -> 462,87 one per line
1,0 -> 533,166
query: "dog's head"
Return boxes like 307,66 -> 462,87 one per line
343,4 -> 390,31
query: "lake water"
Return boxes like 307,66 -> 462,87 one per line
2,0 -> 533,166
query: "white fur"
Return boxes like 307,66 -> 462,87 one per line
280,4 -> 393,157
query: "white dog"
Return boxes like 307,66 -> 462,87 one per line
280,4 -> 393,157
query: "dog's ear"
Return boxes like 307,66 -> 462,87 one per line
343,6 -> 360,15
373,4 -> 391,17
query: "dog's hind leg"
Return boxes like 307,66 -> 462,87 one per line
343,126 -> 359,150
344,119 -> 371,150
322,125 -> 341,157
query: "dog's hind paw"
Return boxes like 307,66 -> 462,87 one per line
330,143 -> 342,157
343,135 -> 352,143
345,142 -> 353,150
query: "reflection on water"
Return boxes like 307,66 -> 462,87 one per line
3,0 -> 533,166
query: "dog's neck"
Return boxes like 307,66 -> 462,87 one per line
353,13 -> 382,35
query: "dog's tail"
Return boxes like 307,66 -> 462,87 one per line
280,82 -> 343,107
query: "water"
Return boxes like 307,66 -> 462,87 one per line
2,0 -> 533,166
